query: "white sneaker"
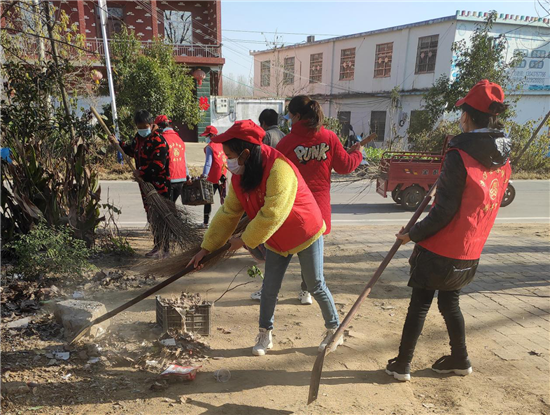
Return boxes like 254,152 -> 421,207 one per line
252,328 -> 273,356
318,328 -> 344,352
250,288 -> 262,301
299,290 -> 313,305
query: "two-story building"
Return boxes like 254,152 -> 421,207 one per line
251,10 -> 550,144
53,0 -> 225,141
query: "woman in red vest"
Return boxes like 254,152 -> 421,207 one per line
200,125 -> 227,228
188,120 -> 342,356
386,80 -> 512,381
274,96 -> 363,305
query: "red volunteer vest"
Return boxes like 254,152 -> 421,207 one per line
161,129 -> 187,181
419,149 -> 512,260
205,142 -> 227,184
232,145 -> 324,253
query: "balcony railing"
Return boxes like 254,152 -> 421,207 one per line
85,38 -> 221,59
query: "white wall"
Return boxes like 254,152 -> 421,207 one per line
209,97 -> 285,133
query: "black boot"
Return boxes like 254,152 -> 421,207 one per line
385,357 -> 411,381
431,355 -> 472,376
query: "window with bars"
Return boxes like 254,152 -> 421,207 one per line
283,57 -> 295,85
309,53 -> 323,83
415,35 -> 439,74
261,60 -> 271,87
374,42 -> 393,78
339,48 -> 356,80
370,111 -> 386,141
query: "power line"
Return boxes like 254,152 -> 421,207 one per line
224,29 -> 341,37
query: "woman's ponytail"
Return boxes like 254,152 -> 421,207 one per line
288,95 -> 325,132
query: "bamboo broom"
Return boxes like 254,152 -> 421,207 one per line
90,107 -> 200,251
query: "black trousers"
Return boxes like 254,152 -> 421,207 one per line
170,182 -> 184,204
397,287 -> 467,363
203,184 -> 219,224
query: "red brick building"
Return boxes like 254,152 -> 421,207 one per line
53,0 -> 225,140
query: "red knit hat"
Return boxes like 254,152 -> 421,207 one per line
455,80 -> 505,115
154,115 -> 171,124
200,125 -> 218,136
211,120 -> 265,145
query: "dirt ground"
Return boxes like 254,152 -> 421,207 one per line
2,224 -> 549,415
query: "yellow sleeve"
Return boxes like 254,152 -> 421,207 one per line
241,158 -> 297,249
201,184 -> 244,252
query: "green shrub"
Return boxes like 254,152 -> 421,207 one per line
508,118 -> 550,173
408,120 -> 461,152
7,223 -> 92,278
363,147 -> 385,164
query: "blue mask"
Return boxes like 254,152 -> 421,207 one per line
137,128 -> 151,137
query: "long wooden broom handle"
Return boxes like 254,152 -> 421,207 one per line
323,181 -> 437,353
90,106 -> 137,170
70,243 -> 231,344
359,132 -> 377,146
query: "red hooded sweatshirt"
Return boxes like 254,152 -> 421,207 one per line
277,120 -> 362,234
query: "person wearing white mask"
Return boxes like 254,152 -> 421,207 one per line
188,120 -> 343,356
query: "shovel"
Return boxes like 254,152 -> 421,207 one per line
307,182 -> 437,405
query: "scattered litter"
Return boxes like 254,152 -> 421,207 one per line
160,338 -> 177,347
163,398 -> 177,403
217,327 -> 232,334
160,365 -> 201,381
87,357 -> 100,364
529,350 -> 543,357
146,360 -> 160,367
422,403 -> 435,408
150,380 -> 169,391
53,351 -> 70,361
214,369 -> 231,383
381,305 -> 395,311
62,373 -> 72,381
6,317 -> 30,329
72,291 -> 85,299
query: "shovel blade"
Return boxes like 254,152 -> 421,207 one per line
307,347 -> 327,405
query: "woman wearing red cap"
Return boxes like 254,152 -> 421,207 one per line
189,120 -> 342,356
200,125 -> 227,228
385,80 -> 512,381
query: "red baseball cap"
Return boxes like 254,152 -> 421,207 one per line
455,80 -> 505,115
200,125 -> 218,136
154,115 -> 171,124
211,120 -> 265,145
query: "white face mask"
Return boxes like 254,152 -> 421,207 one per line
227,156 -> 245,175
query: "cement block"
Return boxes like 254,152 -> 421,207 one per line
53,300 -> 109,339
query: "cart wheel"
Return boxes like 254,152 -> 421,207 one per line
401,185 -> 426,211
391,186 -> 402,204
500,183 -> 515,208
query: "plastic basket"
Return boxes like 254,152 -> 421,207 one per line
181,179 -> 214,206
155,296 -> 212,336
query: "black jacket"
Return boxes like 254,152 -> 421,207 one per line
409,130 -> 511,243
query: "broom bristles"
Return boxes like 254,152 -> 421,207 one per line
140,216 -> 251,276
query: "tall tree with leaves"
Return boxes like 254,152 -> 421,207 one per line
106,28 -> 202,139
422,11 -> 523,127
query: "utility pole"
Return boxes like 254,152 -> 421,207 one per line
98,0 -> 121,147
32,0 -> 46,64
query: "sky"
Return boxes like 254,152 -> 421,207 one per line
220,0 -> 546,82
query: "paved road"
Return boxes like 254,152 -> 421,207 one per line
99,179 -> 549,228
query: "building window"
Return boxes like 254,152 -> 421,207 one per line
337,111 -> 351,139
96,6 -> 124,38
339,48 -> 356,80
370,111 -> 386,141
261,60 -> 271,87
415,35 -> 439,74
163,10 -> 193,44
374,42 -> 393,78
309,53 -> 323,83
283,57 -> 295,85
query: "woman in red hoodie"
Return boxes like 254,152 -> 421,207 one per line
274,96 -> 363,304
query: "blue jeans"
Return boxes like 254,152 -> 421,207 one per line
259,236 -> 339,330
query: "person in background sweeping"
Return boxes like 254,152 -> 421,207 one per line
259,108 -> 285,148
154,115 -> 189,204
188,120 -> 343,356
272,96 -> 362,305
200,125 -> 227,228
385,80 -> 511,381
110,109 -> 171,259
